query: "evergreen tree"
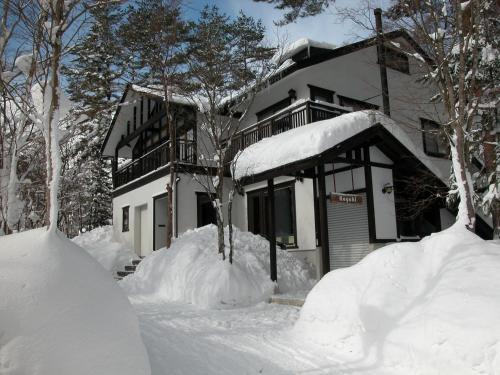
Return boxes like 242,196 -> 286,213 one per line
119,0 -> 188,247
62,1 -> 127,234
184,6 -> 273,261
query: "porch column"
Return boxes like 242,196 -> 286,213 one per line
317,164 -> 331,276
267,178 -> 277,282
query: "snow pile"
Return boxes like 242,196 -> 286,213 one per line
72,225 -> 138,273
275,38 -> 336,64
0,229 -> 151,375
121,225 -> 314,309
293,225 -> 500,374
233,110 -> 446,182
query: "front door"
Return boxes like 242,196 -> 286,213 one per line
154,194 -> 168,250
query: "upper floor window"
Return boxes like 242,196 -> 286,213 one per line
122,206 -> 130,232
338,95 -> 379,112
421,118 -> 449,157
309,85 -> 335,103
256,97 -> 292,122
382,46 -> 410,74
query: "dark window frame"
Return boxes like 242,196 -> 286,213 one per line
196,192 -> 217,228
421,118 -> 449,158
256,97 -> 292,122
246,180 -> 298,249
308,84 -> 335,103
338,95 -> 379,111
381,46 -> 410,74
122,206 -> 129,232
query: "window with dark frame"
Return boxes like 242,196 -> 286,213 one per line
338,95 -> 379,112
256,97 -> 292,122
309,85 -> 335,103
122,206 -> 129,232
421,118 -> 449,158
381,46 -> 410,74
247,182 -> 297,248
196,193 -> 217,227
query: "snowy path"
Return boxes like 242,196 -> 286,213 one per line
130,299 -> 345,375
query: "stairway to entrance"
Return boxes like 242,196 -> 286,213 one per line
115,258 -> 143,280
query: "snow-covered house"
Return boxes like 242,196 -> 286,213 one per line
101,30 -> 492,280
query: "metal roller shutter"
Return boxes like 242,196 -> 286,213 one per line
327,193 -> 371,270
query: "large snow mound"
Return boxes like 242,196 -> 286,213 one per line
0,229 -> 151,375
72,225 -> 138,273
121,225 -> 315,309
294,225 -> 500,374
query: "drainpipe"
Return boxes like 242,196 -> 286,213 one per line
374,8 -> 391,116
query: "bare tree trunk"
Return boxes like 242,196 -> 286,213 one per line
484,130 -> 500,237
45,0 -> 64,233
451,122 -> 476,230
216,163 -> 225,259
228,189 -> 234,264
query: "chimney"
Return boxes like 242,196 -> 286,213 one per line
374,8 -> 390,116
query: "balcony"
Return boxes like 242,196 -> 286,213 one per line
228,100 -> 350,161
114,139 -> 196,189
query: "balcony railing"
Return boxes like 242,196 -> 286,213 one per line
114,139 -> 196,189
228,100 -> 349,161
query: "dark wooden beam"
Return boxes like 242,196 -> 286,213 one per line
317,165 -> 330,276
363,146 -> 376,243
118,110 -> 165,148
267,178 -> 277,282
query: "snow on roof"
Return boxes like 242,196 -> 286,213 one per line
130,84 -> 206,110
274,38 -> 337,65
233,110 -> 447,182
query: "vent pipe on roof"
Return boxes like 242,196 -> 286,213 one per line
374,8 -> 391,116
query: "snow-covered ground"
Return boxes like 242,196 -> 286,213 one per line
2,224 -> 499,375
0,228 -> 150,375
72,225 -> 138,273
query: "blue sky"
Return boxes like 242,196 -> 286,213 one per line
181,0 -> 391,47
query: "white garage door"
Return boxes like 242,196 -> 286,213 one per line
327,193 -> 371,270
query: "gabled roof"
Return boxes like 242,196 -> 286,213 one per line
100,84 -> 202,156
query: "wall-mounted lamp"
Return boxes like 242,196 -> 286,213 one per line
382,183 -> 394,194
288,89 -> 297,100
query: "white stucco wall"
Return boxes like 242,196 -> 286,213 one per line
112,172 -> 231,256
238,38 -> 451,181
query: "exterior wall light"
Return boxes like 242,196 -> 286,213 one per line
288,89 -> 297,100
382,183 -> 394,194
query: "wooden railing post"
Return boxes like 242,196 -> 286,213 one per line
306,101 -> 311,124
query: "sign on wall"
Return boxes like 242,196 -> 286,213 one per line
329,192 -> 363,205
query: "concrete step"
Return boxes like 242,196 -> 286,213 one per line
117,270 -> 134,277
269,296 -> 305,307
125,265 -> 137,272
132,259 -> 142,266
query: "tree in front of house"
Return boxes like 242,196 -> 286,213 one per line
184,6 -> 274,261
385,0 -> 499,234
119,0 -> 188,248
62,1 -> 127,235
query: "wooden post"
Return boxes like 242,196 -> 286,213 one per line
317,164 -> 330,276
374,8 -> 391,116
267,178 -> 277,282
363,146 -> 376,243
